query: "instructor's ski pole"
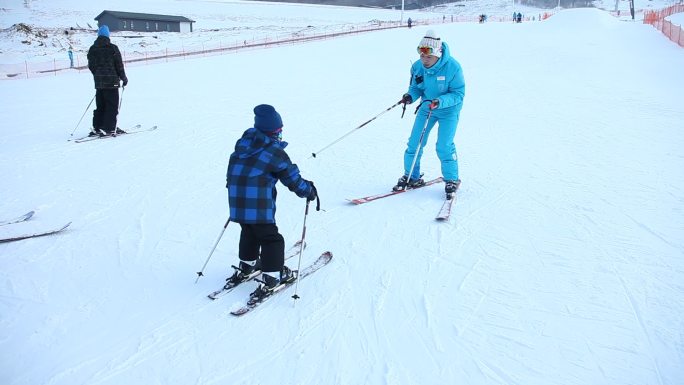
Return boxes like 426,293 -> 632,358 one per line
69,94 -> 95,138
405,101 -> 434,186
310,101 -> 402,159
195,217 -> 230,283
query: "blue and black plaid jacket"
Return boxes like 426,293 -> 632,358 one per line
227,128 -> 313,224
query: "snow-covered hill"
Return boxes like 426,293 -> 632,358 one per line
4,0 -> 674,65
1,1 -> 683,385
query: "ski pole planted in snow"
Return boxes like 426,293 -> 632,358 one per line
291,199 -> 311,303
309,101 -> 402,159
69,94 -> 95,138
195,218 -> 230,283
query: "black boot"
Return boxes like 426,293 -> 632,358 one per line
393,175 -> 409,191
225,259 -> 260,287
445,179 -> 461,198
248,266 -> 295,303
393,175 -> 425,191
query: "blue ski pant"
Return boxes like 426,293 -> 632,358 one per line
403,109 -> 460,181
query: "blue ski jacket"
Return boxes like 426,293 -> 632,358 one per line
227,128 -> 313,224
406,42 -> 465,118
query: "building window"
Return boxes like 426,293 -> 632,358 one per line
146,22 -> 150,31
155,22 -> 158,31
167,23 -> 170,32
122,20 -> 127,29
131,21 -> 134,29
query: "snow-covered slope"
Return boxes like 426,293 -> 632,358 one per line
1,2 -> 684,385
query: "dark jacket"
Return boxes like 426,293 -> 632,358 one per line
87,36 -> 126,89
227,128 -> 313,224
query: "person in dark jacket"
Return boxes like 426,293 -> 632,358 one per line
226,104 -> 317,300
87,25 -> 128,136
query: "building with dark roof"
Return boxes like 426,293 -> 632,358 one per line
95,10 -> 195,33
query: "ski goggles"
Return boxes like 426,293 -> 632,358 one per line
417,46 -> 435,56
269,128 -> 283,141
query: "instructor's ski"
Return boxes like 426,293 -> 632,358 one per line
347,177 -> 443,205
436,181 -> 460,221
230,251 -> 333,317
435,197 -> 455,221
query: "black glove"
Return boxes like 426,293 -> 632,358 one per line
307,183 -> 318,202
121,76 -> 128,87
400,93 -> 413,104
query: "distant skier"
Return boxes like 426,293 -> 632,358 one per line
407,17 -> 412,29
87,25 -> 128,137
396,30 -> 465,198
68,46 -> 74,68
226,104 -> 318,301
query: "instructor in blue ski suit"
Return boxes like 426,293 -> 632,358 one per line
226,104 -> 317,298
396,29 -> 465,197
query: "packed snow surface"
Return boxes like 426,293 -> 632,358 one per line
1,1 -> 683,385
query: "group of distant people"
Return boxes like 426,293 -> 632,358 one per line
514,12 -> 523,23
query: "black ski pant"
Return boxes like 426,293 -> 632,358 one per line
238,223 -> 285,273
92,88 -> 119,132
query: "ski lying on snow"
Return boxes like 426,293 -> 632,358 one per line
207,240 -> 306,300
347,177 -> 443,205
0,210 -> 35,226
230,251 -> 333,317
72,125 -> 158,143
0,222 -> 72,243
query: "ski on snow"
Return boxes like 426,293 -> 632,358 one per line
435,181 -> 461,221
207,240 -> 306,300
0,210 -> 35,226
230,251 -> 333,317
435,197 -> 455,221
72,125 -> 158,143
0,222 -> 72,243
347,177 -> 443,205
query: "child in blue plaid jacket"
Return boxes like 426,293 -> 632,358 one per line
226,104 -> 317,293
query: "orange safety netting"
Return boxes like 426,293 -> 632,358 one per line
644,4 -> 684,47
